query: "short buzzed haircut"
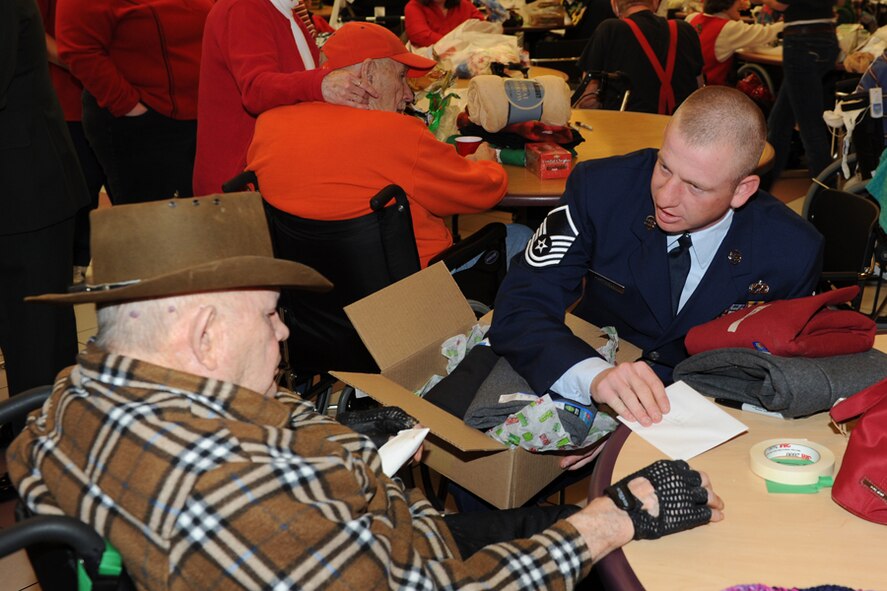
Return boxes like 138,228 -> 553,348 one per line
671,86 -> 766,181
703,0 -> 736,15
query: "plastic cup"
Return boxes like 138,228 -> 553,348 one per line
455,136 -> 483,156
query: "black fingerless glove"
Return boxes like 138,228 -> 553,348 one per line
337,406 -> 417,449
604,459 -> 712,540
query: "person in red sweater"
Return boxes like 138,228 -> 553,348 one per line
194,0 -> 378,196
248,22 -> 530,269
55,0 -> 212,204
405,0 -> 485,47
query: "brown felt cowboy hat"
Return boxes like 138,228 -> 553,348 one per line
28,192 -> 331,304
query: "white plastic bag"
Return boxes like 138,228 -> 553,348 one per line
432,21 -> 521,78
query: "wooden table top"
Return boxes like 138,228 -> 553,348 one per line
736,46 -> 785,67
590,388 -> 887,589
737,46 -> 845,71
501,109 -> 776,208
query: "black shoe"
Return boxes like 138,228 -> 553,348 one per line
0,473 -> 18,503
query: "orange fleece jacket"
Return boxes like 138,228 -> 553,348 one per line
247,103 -> 508,267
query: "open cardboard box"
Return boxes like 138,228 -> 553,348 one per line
332,263 -> 641,509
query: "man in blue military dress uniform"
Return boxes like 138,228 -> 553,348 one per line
490,87 -> 823,467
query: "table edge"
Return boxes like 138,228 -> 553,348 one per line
588,424 -> 645,591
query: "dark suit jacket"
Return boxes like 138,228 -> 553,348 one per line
489,149 -> 824,393
1,0 -> 88,235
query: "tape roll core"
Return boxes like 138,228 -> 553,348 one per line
749,438 -> 835,485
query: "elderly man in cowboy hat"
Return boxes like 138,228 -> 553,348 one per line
7,194 -> 723,590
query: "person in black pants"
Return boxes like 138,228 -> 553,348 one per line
764,0 -> 839,186
0,0 -> 89,499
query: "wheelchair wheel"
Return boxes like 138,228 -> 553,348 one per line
802,153 -> 868,219
467,299 -> 491,319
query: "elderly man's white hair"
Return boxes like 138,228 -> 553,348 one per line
95,295 -> 192,353
93,292 -> 245,354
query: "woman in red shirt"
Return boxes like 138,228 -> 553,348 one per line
405,0 -> 485,47
56,0 -> 213,204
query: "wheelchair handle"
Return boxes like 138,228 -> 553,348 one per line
221,171 -> 259,193
0,516 -> 106,573
0,386 -> 52,426
370,185 -> 407,212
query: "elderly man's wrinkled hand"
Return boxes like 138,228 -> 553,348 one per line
321,70 -> 378,109
605,460 -> 724,540
591,361 -> 669,427
465,142 -> 497,162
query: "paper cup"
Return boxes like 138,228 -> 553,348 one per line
455,136 -> 483,156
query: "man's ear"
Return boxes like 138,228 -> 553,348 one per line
360,58 -> 375,86
188,305 -> 219,372
730,174 -> 760,209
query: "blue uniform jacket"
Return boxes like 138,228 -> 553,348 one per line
489,149 -> 824,394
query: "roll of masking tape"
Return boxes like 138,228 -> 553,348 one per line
748,439 -> 835,485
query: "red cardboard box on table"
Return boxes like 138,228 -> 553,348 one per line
525,142 -> 572,179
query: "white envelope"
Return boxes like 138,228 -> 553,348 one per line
617,381 -> 748,460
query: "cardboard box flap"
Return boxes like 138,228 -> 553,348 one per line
332,370 -> 506,452
345,263 -> 477,372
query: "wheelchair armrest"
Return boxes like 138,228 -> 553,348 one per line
0,386 -> 52,426
0,516 -> 106,577
221,171 -> 258,193
429,222 -> 507,271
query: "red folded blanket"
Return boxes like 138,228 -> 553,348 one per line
685,286 -> 875,357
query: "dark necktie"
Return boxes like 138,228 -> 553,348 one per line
668,233 -> 692,315
292,2 -> 317,39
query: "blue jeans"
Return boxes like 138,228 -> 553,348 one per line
766,33 -> 839,183
452,223 -> 534,273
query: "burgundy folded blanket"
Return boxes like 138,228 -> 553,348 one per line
685,286 -> 875,357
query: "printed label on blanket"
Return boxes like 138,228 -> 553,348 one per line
504,79 -> 544,125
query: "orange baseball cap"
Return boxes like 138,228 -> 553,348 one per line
322,22 -> 436,78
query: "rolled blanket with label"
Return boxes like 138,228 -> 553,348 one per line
466,75 -> 572,132
673,347 -> 887,418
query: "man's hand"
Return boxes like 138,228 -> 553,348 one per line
125,102 -> 148,117
321,70 -> 379,109
567,461 -> 723,563
465,142 -> 497,162
573,80 -> 601,109
591,361 -> 669,427
604,460 -> 724,540
558,441 -> 606,471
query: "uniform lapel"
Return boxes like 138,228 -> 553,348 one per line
628,205 -> 673,332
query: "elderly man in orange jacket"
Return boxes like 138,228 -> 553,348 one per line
248,22 -> 532,269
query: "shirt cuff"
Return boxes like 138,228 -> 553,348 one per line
549,357 -> 612,405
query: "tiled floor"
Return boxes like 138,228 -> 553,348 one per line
0,170 -> 850,589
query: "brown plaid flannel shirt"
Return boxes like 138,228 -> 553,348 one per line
8,347 -> 592,590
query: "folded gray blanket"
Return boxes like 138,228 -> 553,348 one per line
673,347 -> 887,418
464,356 -> 592,444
